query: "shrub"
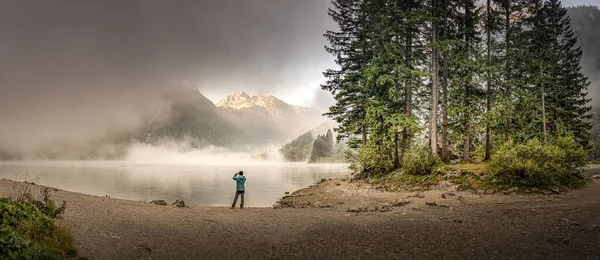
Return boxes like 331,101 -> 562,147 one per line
402,145 -> 438,176
0,189 -> 74,259
357,141 -> 395,177
490,135 -> 588,188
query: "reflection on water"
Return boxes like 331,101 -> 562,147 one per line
0,161 -> 350,207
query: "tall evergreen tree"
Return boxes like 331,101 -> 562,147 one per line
494,0 -> 528,142
522,0 -> 591,144
439,0 -> 455,160
482,0 -> 502,160
447,0 -> 485,160
542,0 -> 591,144
322,0 -> 371,148
325,129 -> 335,153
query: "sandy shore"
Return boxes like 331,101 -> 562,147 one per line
1,177 -> 600,260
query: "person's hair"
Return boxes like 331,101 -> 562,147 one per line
239,171 -> 244,175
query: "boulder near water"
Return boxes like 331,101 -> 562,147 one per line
150,200 -> 167,206
172,200 -> 186,208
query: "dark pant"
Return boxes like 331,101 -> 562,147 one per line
232,190 -> 245,208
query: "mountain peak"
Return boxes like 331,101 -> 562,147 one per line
216,91 -> 251,108
233,91 -> 250,98
217,91 -> 300,118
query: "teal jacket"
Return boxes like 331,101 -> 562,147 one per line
233,173 -> 246,191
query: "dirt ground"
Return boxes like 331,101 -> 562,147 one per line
1,176 -> 600,260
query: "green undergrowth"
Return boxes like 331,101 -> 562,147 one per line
489,137 -> 590,189
368,136 -> 591,192
371,159 -> 590,192
1,186 -> 76,259
370,162 -> 489,191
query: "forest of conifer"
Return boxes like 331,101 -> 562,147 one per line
322,0 -> 592,187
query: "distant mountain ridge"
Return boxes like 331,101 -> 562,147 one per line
216,91 -> 321,119
135,86 -> 326,149
215,91 -> 325,141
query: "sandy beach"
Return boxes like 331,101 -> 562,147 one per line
1,177 -> 600,260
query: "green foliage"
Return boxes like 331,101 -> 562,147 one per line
0,190 -> 74,259
402,145 -> 439,176
309,130 -> 335,163
322,0 -> 371,145
357,141 -> 395,176
279,131 -> 314,162
490,136 -> 588,188
371,171 -> 445,192
518,0 -> 592,145
588,106 -> 600,161
34,188 -> 66,219
281,128 -> 348,163
323,0 -> 592,187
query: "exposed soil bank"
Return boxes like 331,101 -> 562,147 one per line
1,177 -> 600,260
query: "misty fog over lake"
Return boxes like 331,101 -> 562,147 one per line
0,161 -> 350,207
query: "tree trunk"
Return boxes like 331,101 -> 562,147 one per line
441,0 -> 449,159
462,1 -> 471,161
394,133 -> 399,168
361,124 -> 367,145
484,0 -> 492,161
504,0 -> 512,140
403,1 -> 413,160
430,0 -> 439,158
541,66 -> 547,144
463,121 -> 471,160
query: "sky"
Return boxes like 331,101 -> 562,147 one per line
0,0 -> 337,110
561,0 -> 600,7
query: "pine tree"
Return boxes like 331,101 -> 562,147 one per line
325,129 -> 335,154
494,0 -> 528,141
446,0 -> 485,161
279,131 -> 314,162
401,0 -> 429,162
482,0 -> 501,160
438,0 -> 471,160
309,132 -> 335,162
542,0 -> 591,144
439,0 -> 453,160
358,0 -> 428,171
322,0 -> 371,148
521,0 -> 591,144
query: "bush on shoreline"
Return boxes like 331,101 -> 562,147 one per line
366,136 -> 590,191
490,136 -> 588,188
1,187 -> 75,259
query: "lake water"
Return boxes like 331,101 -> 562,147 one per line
0,161 -> 351,207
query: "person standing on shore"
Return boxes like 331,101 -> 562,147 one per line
231,171 -> 246,209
